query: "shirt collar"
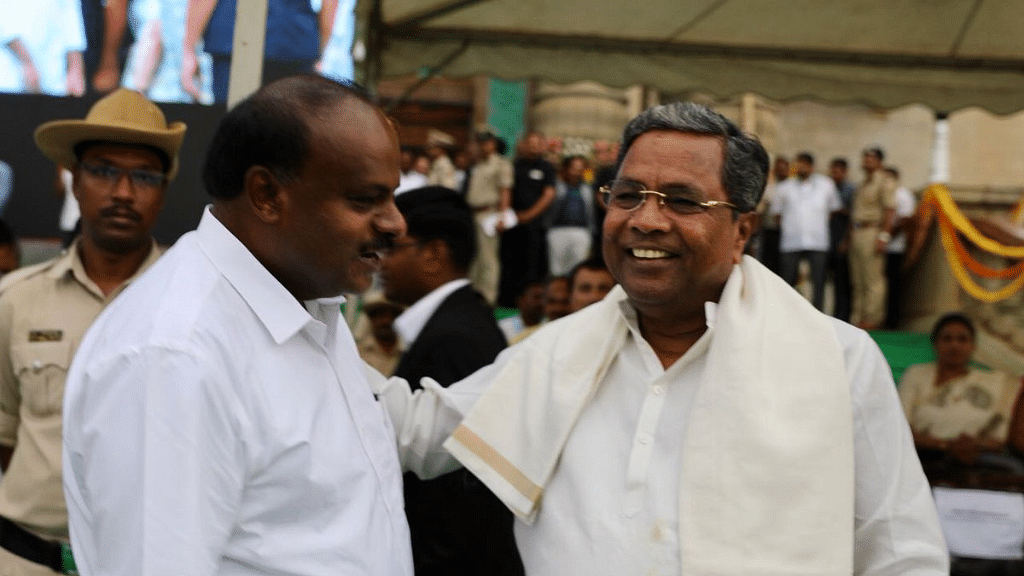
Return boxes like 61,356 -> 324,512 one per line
612,289 -> 719,332
613,287 -> 719,369
47,237 -> 162,300
394,278 -> 471,345
196,207 -> 333,345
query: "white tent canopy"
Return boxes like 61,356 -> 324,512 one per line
359,0 -> 1024,114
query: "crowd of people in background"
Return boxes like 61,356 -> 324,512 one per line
758,148 -> 917,330
355,128 -> 924,376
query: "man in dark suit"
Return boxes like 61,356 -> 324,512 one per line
378,186 -> 522,576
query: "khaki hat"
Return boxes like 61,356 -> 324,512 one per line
426,129 -> 455,147
362,290 -> 405,316
34,88 -> 187,180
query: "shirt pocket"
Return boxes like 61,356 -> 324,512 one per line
11,342 -> 72,417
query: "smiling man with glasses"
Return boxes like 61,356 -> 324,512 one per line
376,101 -> 948,576
0,88 -> 182,576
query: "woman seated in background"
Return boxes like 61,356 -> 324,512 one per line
899,312 -> 1023,469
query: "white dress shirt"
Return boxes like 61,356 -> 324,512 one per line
888,186 -> 917,254
393,278 -> 471,345
396,171 -> 428,195
377,298 -> 948,575
64,208 -> 414,576
771,173 -> 842,252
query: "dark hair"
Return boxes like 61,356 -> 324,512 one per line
795,152 -> 814,165
930,312 -> 975,344
202,75 -> 375,199
830,157 -> 848,170
74,140 -> 170,174
560,155 -> 588,171
617,102 -> 769,213
863,147 -> 885,161
0,219 -> 16,246
512,276 -> 548,302
568,257 -> 610,293
394,186 -> 476,272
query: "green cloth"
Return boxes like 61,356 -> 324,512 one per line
869,330 -> 935,385
869,330 -> 990,386
494,307 -> 518,320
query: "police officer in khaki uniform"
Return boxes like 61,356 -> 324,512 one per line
0,88 -> 184,576
848,147 -> 897,330
465,128 -> 513,305
425,129 -> 459,191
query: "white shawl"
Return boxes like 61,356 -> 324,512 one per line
444,256 -> 855,574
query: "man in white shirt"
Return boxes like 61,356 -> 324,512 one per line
62,76 -> 437,576
377,101 -> 948,575
770,151 -> 842,310
396,149 -> 428,194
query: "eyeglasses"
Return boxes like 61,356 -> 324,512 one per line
599,180 -> 740,215
78,162 -> 166,191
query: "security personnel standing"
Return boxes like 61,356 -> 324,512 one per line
848,147 -> 897,330
0,88 -> 184,575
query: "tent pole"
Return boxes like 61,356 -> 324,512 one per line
739,94 -> 757,134
227,0 -> 269,108
362,0 -> 384,92
930,111 -> 950,184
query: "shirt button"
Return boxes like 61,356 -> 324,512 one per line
637,435 -> 650,445
652,385 -> 664,395
31,360 -> 42,370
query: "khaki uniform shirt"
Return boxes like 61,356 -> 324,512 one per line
0,240 -> 160,540
852,170 -> 897,224
465,153 -> 513,210
427,154 -> 459,191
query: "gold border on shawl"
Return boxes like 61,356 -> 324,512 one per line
451,425 -> 542,504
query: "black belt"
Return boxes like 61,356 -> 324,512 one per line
0,515 -> 76,574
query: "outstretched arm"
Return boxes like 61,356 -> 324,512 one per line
92,0 -> 128,93
182,0 -> 219,101
5,39 -> 40,92
318,0 -> 339,54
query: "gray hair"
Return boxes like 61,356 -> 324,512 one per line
616,102 -> 769,213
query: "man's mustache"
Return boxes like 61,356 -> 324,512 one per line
99,205 -> 142,221
363,235 -> 395,254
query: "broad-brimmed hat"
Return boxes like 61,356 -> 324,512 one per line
362,290 -> 405,319
426,129 -> 455,147
34,88 -> 187,180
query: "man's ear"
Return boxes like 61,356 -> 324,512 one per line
69,166 -> 84,204
419,238 -> 447,275
733,211 -> 757,264
243,166 -> 285,223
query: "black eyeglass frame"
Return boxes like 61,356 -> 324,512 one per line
77,161 -> 167,190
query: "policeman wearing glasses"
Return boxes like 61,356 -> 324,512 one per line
378,101 -> 947,575
0,88 -> 182,576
